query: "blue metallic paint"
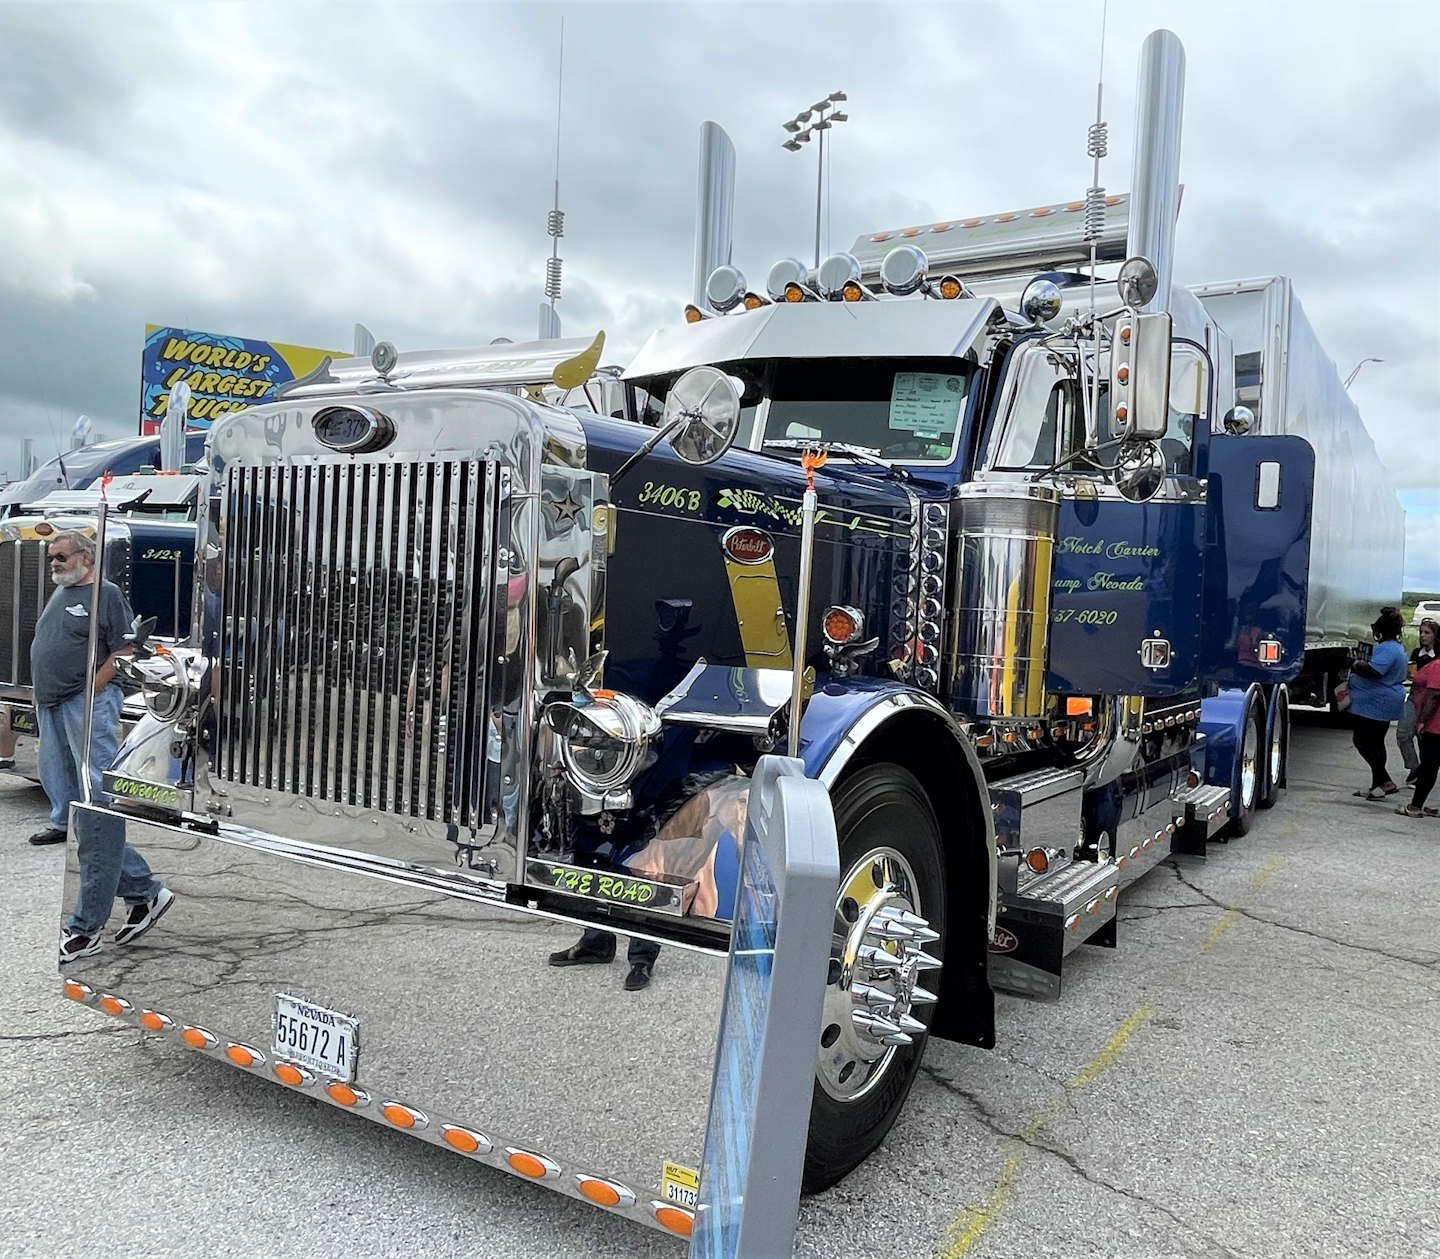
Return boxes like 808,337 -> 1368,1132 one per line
1199,685 -> 1263,819
1199,436 -> 1315,687
1047,496 -> 1206,696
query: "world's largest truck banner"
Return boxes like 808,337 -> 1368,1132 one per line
141,325 -> 344,433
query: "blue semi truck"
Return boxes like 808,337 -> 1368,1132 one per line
56,29 -> 1402,1243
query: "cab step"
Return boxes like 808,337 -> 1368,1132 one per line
989,858 -> 1119,1000
1169,783 -> 1232,855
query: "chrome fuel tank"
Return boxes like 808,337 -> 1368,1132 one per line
947,482 -> 1059,720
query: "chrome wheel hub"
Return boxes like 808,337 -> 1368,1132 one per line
1241,718 -> 1260,809
817,847 -> 941,1102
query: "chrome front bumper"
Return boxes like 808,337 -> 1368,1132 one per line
60,802 -> 725,1242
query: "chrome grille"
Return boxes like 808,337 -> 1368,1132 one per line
218,459 -> 503,829
0,539 -> 55,688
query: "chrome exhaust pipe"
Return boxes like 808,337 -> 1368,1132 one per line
692,121 -> 736,310
1126,30 -> 1186,314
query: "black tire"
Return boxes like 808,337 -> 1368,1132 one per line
1258,687 -> 1289,810
803,764 -> 947,1194
1228,695 -> 1265,836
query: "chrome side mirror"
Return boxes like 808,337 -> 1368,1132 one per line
1110,311 -> 1172,441
1116,256 -> 1160,309
1223,405 -> 1255,435
664,366 -> 743,465
1113,440 -> 1167,502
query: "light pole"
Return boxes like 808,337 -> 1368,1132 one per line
782,92 -> 848,269
1343,357 -> 1383,390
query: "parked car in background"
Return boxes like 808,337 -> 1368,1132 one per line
1412,600 -> 1440,626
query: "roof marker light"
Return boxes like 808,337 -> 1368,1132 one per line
766,257 -> 811,301
742,292 -> 770,311
938,275 -> 965,300
683,305 -> 708,324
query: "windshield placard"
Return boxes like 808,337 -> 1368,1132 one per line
888,372 -> 965,438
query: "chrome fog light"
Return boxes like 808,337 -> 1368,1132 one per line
545,692 -> 661,796
117,648 -> 204,725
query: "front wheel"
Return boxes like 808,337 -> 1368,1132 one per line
803,764 -> 947,1194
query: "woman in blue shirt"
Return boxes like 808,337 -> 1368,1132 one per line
1348,607 -> 1409,800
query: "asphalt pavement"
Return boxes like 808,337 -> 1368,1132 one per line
1,715 -> 1437,1259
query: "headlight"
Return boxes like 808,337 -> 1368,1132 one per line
545,692 -> 661,796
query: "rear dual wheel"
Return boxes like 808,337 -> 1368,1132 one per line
1228,695 -> 1266,837
803,765 -> 947,1193
1258,687 -> 1289,810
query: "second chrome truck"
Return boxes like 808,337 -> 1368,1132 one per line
56,29 -> 1401,1245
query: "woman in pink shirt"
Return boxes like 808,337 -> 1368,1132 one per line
1396,655 -> 1440,818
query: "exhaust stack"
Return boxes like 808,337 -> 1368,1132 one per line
692,121 -> 736,310
1126,30 -> 1185,314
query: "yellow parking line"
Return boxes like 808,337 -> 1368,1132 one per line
1199,856 -> 1284,953
938,1005 -> 1156,1258
938,841 -> 1294,1257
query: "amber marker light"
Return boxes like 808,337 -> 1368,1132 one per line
841,281 -> 865,302
273,1062 -> 309,1087
99,996 -> 131,1017
381,1102 -> 426,1129
1066,697 -> 1093,716
1115,405 -> 1129,423
683,305 -> 705,324
506,1149 -> 559,1179
1120,325 -> 1132,344
742,292 -> 769,310
1117,365 -> 1130,384
1025,849 -> 1050,874
326,1082 -> 365,1107
577,1176 -> 635,1208
62,980 -> 92,1002
225,1044 -> 263,1068
822,606 -> 860,644
181,1026 -> 217,1050
783,282 -> 807,303
652,1204 -> 695,1238
441,1125 -> 491,1155
938,276 -> 964,300
139,1010 -> 170,1031
34,521 -> 54,536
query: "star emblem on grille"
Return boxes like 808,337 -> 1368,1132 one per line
550,492 -> 583,524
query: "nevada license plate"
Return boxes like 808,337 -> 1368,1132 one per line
272,994 -> 358,1082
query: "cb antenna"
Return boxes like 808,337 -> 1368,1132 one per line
1084,0 -> 1110,449
540,17 -> 566,340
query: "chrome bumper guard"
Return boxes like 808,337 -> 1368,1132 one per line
60,801 -> 726,1244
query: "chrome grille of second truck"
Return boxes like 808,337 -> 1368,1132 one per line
0,539 -> 52,687
218,459 -> 499,827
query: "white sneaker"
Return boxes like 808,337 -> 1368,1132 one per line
114,886 -> 176,945
59,929 -> 102,964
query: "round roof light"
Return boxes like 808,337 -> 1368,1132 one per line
766,257 -> 810,302
704,264 -> 748,313
816,252 -> 862,300
879,244 -> 930,296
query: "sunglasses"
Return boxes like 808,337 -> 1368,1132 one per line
47,552 -> 76,563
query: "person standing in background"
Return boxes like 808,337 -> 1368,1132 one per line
27,529 -> 175,961
1396,619 -> 1438,782
1347,607 -> 1408,801
1396,651 -> 1440,819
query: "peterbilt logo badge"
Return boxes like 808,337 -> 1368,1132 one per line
988,926 -> 1019,954
721,526 -> 774,566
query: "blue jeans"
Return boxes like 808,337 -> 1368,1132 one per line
38,688 -> 159,936
37,686 -> 122,828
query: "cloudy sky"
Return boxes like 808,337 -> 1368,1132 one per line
1,0 -> 1437,587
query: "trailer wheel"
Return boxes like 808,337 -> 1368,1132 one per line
803,764 -> 946,1194
1229,696 -> 1265,836
1258,687 -> 1289,810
